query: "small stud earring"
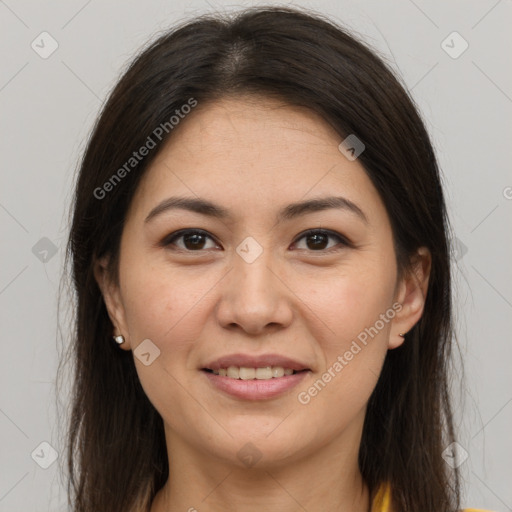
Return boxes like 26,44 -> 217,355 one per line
113,335 -> 125,345
398,333 -> 405,338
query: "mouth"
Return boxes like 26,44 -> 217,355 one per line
200,354 -> 311,400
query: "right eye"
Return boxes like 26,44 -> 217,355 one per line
161,229 -> 220,252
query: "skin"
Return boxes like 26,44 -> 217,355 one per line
95,95 -> 431,512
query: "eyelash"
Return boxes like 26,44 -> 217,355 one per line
161,228 -> 351,253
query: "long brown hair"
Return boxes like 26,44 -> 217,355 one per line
58,5 -> 460,511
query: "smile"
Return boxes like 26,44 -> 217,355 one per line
204,366 -> 303,380
201,367 -> 310,400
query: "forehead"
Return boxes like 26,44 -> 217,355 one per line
128,95 -> 387,226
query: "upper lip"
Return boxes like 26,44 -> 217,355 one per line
202,353 -> 310,371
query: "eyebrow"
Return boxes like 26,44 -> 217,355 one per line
144,195 -> 368,224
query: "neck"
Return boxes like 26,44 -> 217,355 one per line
151,423 -> 370,512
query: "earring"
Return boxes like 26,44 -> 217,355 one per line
398,333 -> 406,338
113,335 -> 125,345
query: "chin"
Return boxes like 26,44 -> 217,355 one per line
201,425 -> 315,470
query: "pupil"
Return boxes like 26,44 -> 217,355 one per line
185,234 -> 205,250
308,233 -> 327,250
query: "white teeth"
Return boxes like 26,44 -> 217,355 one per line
255,367 -> 273,379
271,366 -> 284,378
239,367 -> 255,380
210,366 -> 299,380
227,366 -> 239,379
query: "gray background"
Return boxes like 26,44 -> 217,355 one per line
0,0 -> 511,510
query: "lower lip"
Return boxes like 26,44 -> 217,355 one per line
202,370 -> 310,400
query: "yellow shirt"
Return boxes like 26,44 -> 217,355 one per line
371,483 -> 494,512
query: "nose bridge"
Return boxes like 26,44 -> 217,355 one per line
216,234 -> 292,333
233,236 -> 278,306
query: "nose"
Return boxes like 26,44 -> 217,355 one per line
215,246 -> 294,336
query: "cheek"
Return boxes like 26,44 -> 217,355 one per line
292,254 -> 396,410
119,263 -> 215,421
119,258 -> 215,357
294,275 -> 393,425
297,257 -> 396,350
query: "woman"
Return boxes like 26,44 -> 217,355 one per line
60,5 -> 493,512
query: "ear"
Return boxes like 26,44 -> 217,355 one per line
389,246 -> 431,350
93,255 -> 132,350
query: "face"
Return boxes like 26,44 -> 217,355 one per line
97,95 -> 428,469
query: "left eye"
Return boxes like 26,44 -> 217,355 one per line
293,229 -> 348,251
161,229 -> 348,252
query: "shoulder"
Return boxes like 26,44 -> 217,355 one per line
371,482 -> 496,512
